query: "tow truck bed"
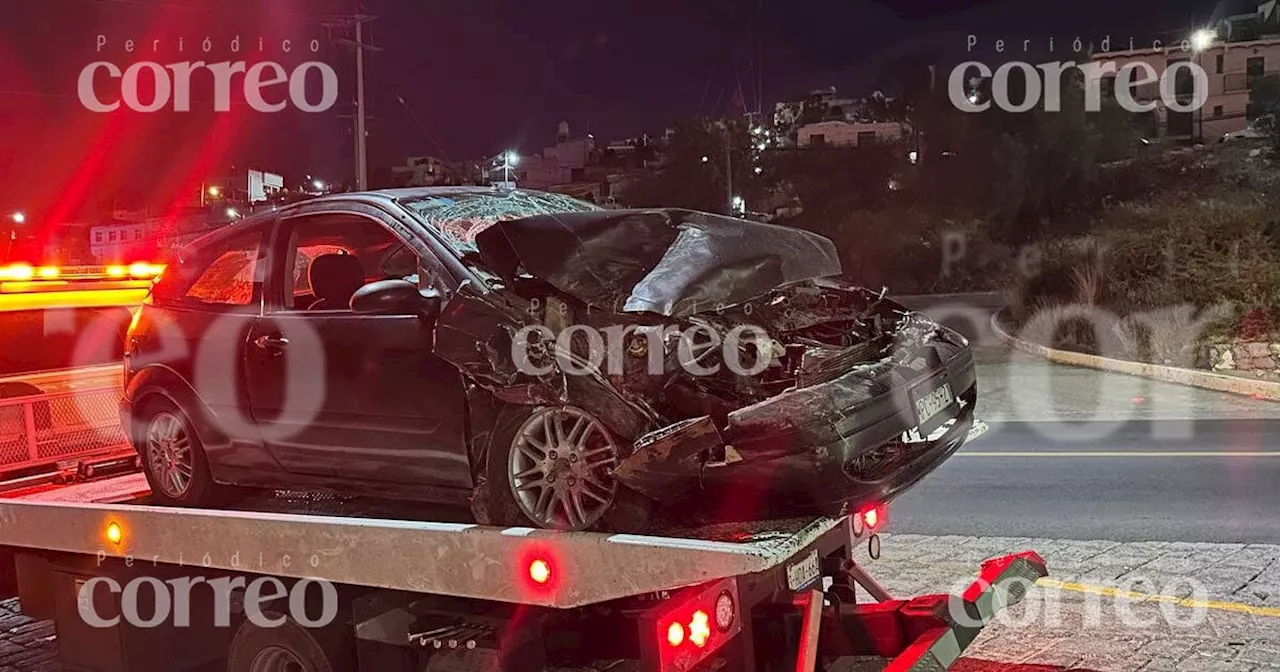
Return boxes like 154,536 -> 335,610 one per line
0,473 -> 1046,672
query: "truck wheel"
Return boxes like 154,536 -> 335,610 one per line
227,614 -> 351,672
137,398 -> 227,507
485,405 -> 625,531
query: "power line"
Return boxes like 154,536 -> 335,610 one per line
394,93 -> 452,165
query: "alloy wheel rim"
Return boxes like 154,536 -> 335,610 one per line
248,646 -> 306,672
508,406 -> 619,530
146,411 -> 194,498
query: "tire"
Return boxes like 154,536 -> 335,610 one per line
484,405 -> 642,532
227,613 -> 352,672
135,397 -> 229,507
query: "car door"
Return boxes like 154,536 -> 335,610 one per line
130,222 -> 276,475
243,207 -> 471,489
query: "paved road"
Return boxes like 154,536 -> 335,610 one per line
892,344 -> 1280,544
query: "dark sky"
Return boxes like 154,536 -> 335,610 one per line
0,0 -> 1212,219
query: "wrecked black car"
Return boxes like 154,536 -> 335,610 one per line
121,187 -> 975,533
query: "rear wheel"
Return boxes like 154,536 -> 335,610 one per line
136,398 -> 227,507
485,405 -> 623,531
227,613 -> 352,672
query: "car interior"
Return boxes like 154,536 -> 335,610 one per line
282,216 -> 421,311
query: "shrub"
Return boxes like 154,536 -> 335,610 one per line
1011,199 -> 1280,347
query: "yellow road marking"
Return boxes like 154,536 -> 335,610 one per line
959,451 -> 1280,457
1036,578 -> 1280,617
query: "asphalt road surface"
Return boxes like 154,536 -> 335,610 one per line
892,345 -> 1280,544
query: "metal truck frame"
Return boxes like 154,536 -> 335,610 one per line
0,475 -> 1046,672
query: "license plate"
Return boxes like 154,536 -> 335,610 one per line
911,379 -> 956,436
787,550 -> 820,592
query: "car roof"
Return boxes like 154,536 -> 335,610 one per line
179,187 -> 571,251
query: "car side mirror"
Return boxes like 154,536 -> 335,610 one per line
350,279 -> 442,319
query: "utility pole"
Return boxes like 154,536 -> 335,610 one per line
330,15 -> 380,191
355,20 -> 368,189
724,125 -> 733,215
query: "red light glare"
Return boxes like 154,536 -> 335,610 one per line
666,621 -> 685,647
689,610 -> 711,648
528,558 -> 551,585
863,507 -> 879,529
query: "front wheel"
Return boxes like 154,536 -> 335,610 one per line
485,405 -> 624,531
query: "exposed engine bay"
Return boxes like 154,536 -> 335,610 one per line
433,207 -> 976,517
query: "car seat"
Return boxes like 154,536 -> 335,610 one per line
307,254 -> 365,310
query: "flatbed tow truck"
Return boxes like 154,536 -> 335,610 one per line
0,469 -> 1046,672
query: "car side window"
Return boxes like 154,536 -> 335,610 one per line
276,213 -> 425,312
152,226 -> 266,311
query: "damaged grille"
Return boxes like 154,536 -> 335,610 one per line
843,441 -> 910,483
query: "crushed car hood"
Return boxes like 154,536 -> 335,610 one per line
472,208 -> 841,317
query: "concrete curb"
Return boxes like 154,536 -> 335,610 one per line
990,309 -> 1280,402
892,291 -> 1007,311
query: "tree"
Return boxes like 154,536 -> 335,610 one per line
619,119 -> 768,214
1249,74 -> 1280,149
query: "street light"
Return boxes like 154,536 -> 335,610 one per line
10,212 -> 24,225
312,179 -> 326,191
207,186 -> 220,197
1191,28 -> 1215,52
498,150 -> 520,183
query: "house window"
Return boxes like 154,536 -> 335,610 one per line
1216,54 -> 1224,74
1247,56 -> 1265,78
135,230 -> 143,240
94,232 -> 103,243
856,131 -> 877,145
1101,76 -> 1117,98
1214,105 -> 1224,118
809,134 -> 826,146
109,231 -> 117,242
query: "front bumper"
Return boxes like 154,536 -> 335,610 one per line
615,316 -> 978,516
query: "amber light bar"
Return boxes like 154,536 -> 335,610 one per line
0,263 -> 165,282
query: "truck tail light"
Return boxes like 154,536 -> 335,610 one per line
862,504 -> 886,531
647,578 -> 740,671
666,621 -> 685,647
528,558 -> 551,585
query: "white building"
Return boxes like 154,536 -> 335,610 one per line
391,156 -> 458,186
89,221 -> 151,261
512,122 -> 596,189
797,121 -> 910,148
1092,37 -> 1280,140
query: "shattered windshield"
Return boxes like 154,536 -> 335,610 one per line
399,190 -> 604,255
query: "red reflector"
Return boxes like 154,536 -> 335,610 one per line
863,507 -> 879,529
666,621 -> 685,647
529,559 -> 551,585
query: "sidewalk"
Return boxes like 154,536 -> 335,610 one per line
858,534 -> 1280,672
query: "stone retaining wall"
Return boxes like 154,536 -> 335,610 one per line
1202,341 -> 1280,373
